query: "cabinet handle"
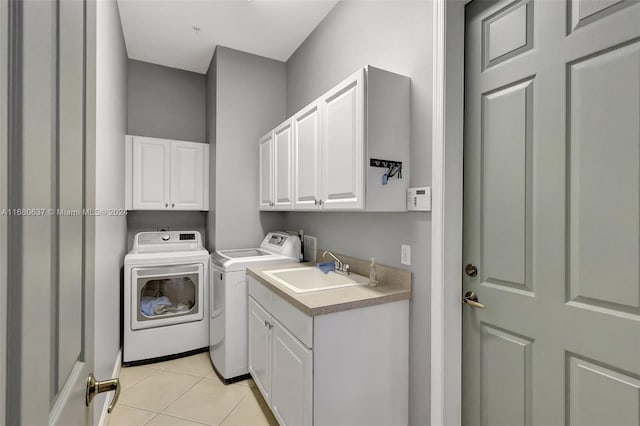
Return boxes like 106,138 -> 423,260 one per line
165,203 -> 168,208
318,200 -> 324,206
172,203 -> 175,208
264,320 -> 268,328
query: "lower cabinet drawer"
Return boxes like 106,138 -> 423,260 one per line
248,275 -> 273,311
248,275 -> 313,349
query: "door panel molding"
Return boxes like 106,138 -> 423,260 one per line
566,353 -> 640,426
0,0 -> 9,422
567,0 -> 639,34
567,39 -> 640,315
6,0 -> 25,423
480,323 -> 533,426
482,0 -> 534,70
480,77 -> 534,293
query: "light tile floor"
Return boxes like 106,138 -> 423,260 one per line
107,353 -> 278,426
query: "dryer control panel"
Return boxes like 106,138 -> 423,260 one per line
133,231 -> 203,253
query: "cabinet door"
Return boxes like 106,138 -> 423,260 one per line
132,137 -> 170,210
273,120 -> 293,210
170,141 -> 205,210
259,132 -> 274,210
248,297 -> 272,404
320,68 -> 365,210
293,103 -> 321,210
271,319 -> 313,426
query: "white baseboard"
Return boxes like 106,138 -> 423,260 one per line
98,350 -> 122,426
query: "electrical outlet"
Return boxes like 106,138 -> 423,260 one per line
401,244 -> 411,266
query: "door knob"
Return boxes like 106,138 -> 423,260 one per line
86,374 -> 120,413
465,263 -> 478,277
462,291 -> 485,309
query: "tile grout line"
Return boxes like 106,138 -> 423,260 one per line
119,367 -> 159,395
142,412 -> 159,425
138,371 -> 210,426
117,403 -> 157,414
157,381 -> 252,426
118,371 -> 205,415
144,412 -> 211,426
157,376 -> 207,414
217,386 -> 254,426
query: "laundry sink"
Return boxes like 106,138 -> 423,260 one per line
264,266 -> 370,293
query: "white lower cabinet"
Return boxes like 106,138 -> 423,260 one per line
248,276 -> 409,426
248,296 -> 312,426
271,319 -> 313,426
248,297 -> 272,403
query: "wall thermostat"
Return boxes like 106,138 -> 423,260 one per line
407,187 -> 431,211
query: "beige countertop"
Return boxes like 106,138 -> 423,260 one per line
246,261 -> 412,316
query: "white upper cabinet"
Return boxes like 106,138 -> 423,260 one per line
126,135 -> 209,211
293,101 -> 322,210
273,120 -> 294,210
259,132 -> 275,210
260,66 -> 410,212
132,137 -> 171,210
171,141 -> 205,210
320,68 -> 365,210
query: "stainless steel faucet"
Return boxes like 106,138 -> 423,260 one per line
322,250 -> 350,275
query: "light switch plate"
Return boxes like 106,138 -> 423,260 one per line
401,244 -> 411,266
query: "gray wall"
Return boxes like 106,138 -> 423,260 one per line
206,50 -> 217,249
283,2 -> 433,425
126,211 -> 207,250
211,46 -> 287,250
128,59 -> 206,142
93,0 -> 128,421
126,59 -> 208,246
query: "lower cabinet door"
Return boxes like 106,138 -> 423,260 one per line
271,319 -> 313,426
248,297 -> 272,404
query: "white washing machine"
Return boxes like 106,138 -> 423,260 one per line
210,232 -> 300,381
124,231 -> 209,363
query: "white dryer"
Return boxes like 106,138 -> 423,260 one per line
124,231 -> 209,363
210,232 -> 300,381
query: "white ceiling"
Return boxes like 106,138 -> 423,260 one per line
117,0 -> 338,74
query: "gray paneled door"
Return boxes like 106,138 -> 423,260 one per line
463,1 -> 640,425
5,0 -> 97,424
